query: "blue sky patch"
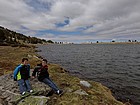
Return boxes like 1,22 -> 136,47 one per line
55,18 -> 70,28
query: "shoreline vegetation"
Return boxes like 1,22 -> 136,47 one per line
0,45 -> 131,105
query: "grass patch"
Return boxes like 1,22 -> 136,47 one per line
0,46 -> 41,75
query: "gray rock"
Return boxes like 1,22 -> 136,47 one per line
66,88 -> 73,93
28,54 -> 32,58
0,73 -> 51,105
80,80 -> 91,88
33,55 -> 40,59
18,96 -> 49,105
74,89 -> 88,95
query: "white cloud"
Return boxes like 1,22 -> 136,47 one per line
0,0 -> 140,41
50,1 -> 86,18
0,0 -> 33,29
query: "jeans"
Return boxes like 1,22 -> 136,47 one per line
42,77 -> 59,93
17,79 -> 32,93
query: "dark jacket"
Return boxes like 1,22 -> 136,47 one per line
32,65 -> 49,81
13,64 -> 30,80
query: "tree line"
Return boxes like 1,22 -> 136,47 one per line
0,26 -> 54,46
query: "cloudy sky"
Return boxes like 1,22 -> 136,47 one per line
0,0 -> 140,43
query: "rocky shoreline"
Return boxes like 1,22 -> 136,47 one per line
0,63 -> 128,105
0,46 -> 129,105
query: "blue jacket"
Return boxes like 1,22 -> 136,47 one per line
13,64 -> 30,80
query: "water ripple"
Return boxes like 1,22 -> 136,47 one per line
37,44 -> 140,105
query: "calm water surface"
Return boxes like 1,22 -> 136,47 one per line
37,44 -> 140,105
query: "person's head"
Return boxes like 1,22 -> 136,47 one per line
42,59 -> 47,66
22,58 -> 28,65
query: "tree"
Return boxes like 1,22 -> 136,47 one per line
41,39 -> 47,43
128,40 -> 131,42
0,30 -> 6,41
46,40 -> 54,43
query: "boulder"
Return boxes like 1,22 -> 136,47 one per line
80,80 -> 91,88
74,89 -> 88,95
18,96 -> 50,105
0,74 -> 50,105
27,54 -> 32,58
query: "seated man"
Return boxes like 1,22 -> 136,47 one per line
32,59 -> 63,96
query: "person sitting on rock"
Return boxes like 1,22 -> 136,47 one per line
13,58 -> 33,95
32,59 -> 63,96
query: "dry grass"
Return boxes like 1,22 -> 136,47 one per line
0,46 -> 41,75
47,64 -> 125,105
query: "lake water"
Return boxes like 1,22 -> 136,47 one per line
37,44 -> 140,105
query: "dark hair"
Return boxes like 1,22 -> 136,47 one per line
22,58 -> 28,62
42,59 -> 47,63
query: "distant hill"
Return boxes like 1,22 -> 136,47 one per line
0,26 -> 53,46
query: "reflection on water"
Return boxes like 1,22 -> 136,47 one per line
37,44 -> 140,105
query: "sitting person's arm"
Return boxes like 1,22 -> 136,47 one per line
32,63 -> 42,78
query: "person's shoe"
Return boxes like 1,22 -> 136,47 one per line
22,91 -> 26,95
57,90 -> 63,96
30,90 -> 33,93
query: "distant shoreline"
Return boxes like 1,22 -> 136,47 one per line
42,42 -> 140,45
79,42 -> 140,44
